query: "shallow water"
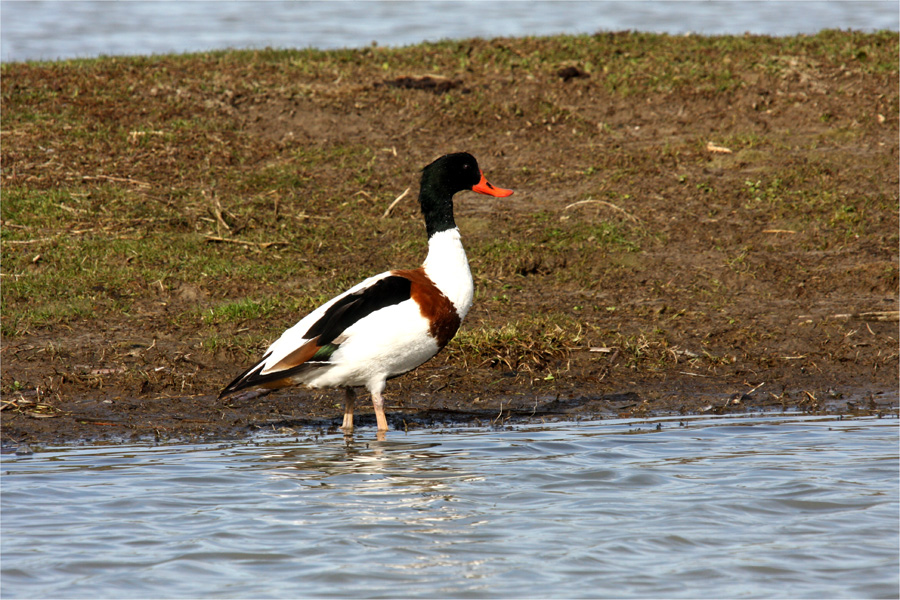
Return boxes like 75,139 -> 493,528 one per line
2,414 -> 898,598
2,1 -> 898,62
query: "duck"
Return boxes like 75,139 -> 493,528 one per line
219,152 -> 513,431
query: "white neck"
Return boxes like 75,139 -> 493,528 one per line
422,228 -> 474,319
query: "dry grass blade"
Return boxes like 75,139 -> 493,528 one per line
82,175 -> 151,187
706,141 -> 733,154
563,198 -> 639,222
205,236 -> 288,249
0,399 -> 22,411
382,187 -> 411,218
4,238 -> 56,245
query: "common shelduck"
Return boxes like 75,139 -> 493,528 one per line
219,152 -> 513,431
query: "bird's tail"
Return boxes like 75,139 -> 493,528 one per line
219,360 -> 266,399
219,342 -> 326,399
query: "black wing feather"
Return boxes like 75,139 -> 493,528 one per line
303,275 -> 412,345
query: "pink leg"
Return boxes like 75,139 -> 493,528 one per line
372,390 -> 388,432
341,388 -> 355,431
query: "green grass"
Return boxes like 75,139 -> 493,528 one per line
448,314 -> 584,371
1,29 -> 896,358
202,298 -> 279,325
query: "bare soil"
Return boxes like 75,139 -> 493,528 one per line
2,33 -> 898,445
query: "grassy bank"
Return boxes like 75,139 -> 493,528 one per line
1,31 -> 897,439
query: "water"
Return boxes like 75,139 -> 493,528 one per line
1,1 -> 898,63
2,414 -> 897,599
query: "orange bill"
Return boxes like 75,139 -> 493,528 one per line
471,170 -> 514,197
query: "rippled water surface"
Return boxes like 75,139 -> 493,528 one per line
2,414 -> 898,598
2,1 -> 898,62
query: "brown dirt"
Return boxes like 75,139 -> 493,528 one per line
2,34 -> 898,445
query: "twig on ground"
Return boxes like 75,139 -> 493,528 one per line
564,198 -> 640,222
382,187 -> 411,218
4,238 -> 56,245
745,382 -> 765,395
82,174 -> 151,187
831,311 -> 899,322
205,191 -> 232,236
205,236 -> 288,249
706,141 -> 733,154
